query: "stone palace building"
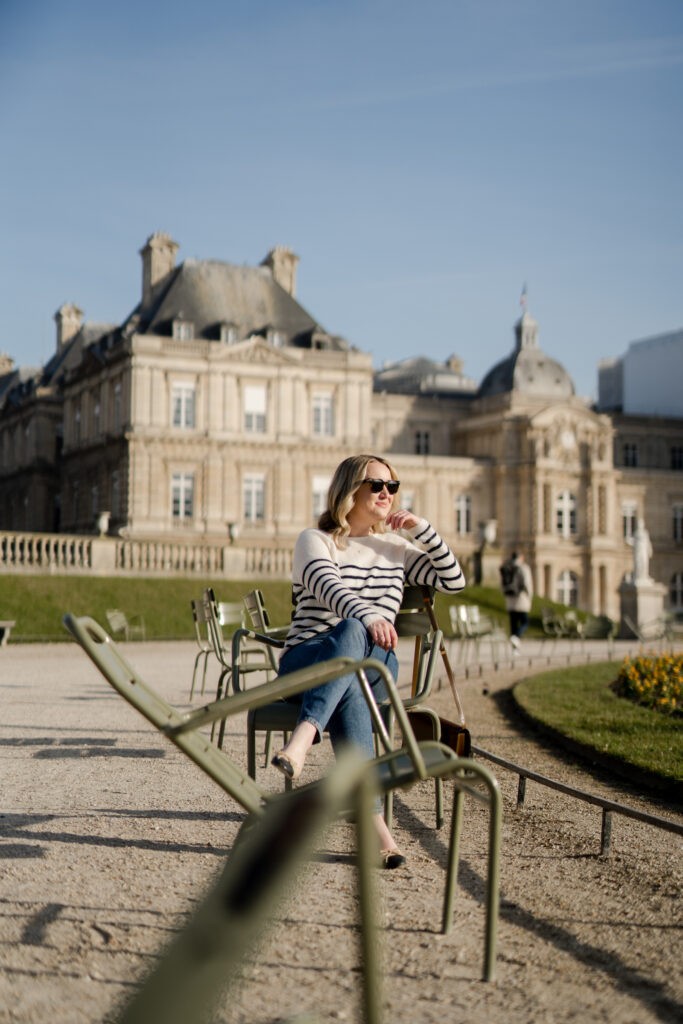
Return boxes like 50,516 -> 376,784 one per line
1,232 -> 682,622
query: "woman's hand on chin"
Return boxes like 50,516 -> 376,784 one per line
385,509 -> 419,532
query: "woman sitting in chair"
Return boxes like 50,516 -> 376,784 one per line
272,453 -> 465,868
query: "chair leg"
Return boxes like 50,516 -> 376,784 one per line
200,650 -> 211,695
435,777 -> 444,830
212,668 -> 231,746
483,777 -> 502,982
247,715 -> 257,780
354,775 -> 383,1024
189,650 -> 204,700
441,767 -> 502,982
263,729 -> 274,766
384,790 -> 393,831
441,783 -> 464,938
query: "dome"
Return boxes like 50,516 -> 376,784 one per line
478,310 -> 574,400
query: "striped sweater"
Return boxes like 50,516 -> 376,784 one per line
282,519 -> 465,654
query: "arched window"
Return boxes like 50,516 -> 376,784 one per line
557,569 -> 579,607
555,490 -> 577,538
670,571 -> 683,609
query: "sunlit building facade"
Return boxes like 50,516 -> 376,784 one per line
1,234 -> 681,620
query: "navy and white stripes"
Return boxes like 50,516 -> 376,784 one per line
283,519 -> 465,653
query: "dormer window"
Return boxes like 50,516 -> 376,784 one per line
220,323 -> 238,344
268,329 -> 286,347
312,330 -> 332,350
172,318 -> 194,341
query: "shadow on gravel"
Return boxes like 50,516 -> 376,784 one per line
393,795 -> 682,1023
0,811 -> 237,857
0,735 -> 166,760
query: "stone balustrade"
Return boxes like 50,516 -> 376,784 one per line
0,530 -> 292,580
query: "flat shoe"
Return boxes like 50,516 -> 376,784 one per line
271,750 -> 304,781
380,849 -> 406,870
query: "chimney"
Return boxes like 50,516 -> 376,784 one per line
0,353 -> 14,375
140,232 -> 179,307
54,303 -> 84,351
261,246 -> 299,297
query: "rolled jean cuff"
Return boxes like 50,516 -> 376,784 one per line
299,714 -> 324,744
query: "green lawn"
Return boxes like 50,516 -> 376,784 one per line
0,575 -> 295,642
1,577 -> 548,643
513,662 -> 683,796
3,575 -> 680,793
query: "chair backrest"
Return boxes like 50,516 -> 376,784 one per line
190,598 -> 212,652
467,605 -> 481,626
448,603 -> 469,638
464,605 -> 498,638
541,606 -> 559,633
394,586 -> 442,702
218,602 -> 245,632
243,589 -> 272,632
106,609 -> 127,636
394,585 -> 433,638
239,589 -> 284,675
201,589 -> 243,639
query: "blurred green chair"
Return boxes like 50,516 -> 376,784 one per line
116,749 -> 382,1024
105,607 -> 146,641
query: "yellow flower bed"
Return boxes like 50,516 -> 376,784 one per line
614,653 -> 682,716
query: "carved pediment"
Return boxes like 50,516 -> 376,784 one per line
217,338 -> 300,367
528,404 -> 611,459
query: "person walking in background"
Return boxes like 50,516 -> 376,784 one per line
500,551 -> 533,650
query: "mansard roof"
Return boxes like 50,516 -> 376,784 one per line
41,323 -> 115,385
124,258 -> 348,351
0,364 -> 35,410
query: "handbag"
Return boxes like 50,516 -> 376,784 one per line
407,708 -> 472,757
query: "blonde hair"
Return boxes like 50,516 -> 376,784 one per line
318,453 -> 399,547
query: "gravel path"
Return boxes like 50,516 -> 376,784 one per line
0,639 -> 681,1024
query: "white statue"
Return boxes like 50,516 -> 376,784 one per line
633,518 -> 653,582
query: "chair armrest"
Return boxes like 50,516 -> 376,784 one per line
170,656 -> 367,734
170,653 -> 430,781
263,624 -> 290,641
230,627 -> 285,690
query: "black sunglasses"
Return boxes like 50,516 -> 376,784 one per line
362,478 -> 400,495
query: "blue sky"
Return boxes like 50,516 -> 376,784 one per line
1,0 -> 681,399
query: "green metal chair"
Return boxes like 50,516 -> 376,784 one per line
242,587 -> 291,644
238,587 -> 291,764
105,607 -> 146,641
62,612 -> 502,995
188,597 -> 214,699
188,591 -> 244,701
238,585 -> 448,827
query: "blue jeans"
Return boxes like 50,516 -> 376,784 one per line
278,618 -> 398,761
509,610 -> 529,639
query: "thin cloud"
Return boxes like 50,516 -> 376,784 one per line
304,35 -> 683,111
